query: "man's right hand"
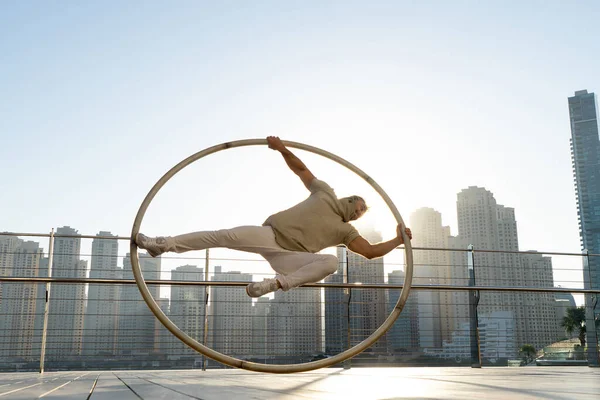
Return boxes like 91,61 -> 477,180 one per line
267,136 -> 286,152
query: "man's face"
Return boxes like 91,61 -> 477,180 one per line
351,199 -> 367,221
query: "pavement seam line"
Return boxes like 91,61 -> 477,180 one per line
86,374 -> 100,400
113,373 -> 143,400
137,376 -> 205,400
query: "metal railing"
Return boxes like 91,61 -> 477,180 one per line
0,230 -> 598,372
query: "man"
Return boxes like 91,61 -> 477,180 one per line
136,136 -> 412,297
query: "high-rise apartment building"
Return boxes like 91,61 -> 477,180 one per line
409,208 -> 455,348
0,236 -> 23,358
520,252 -> 559,343
568,89 -> 600,361
269,286 -> 322,360
554,292 -> 577,340
171,265 -> 206,358
118,252 -> 161,355
0,239 -> 44,360
387,270 -> 419,352
336,231 -> 388,356
447,235 -> 470,333
154,297 -> 171,355
324,267 -> 347,355
46,226 -> 87,361
84,232 -> 120,357
210,267 -> 253,357
570,89 -> 600,271
478,311 -> 516,361
457,188 -> 556,355
0,236 -> 22,304
251,297 -> 271,361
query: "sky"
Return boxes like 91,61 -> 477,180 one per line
1,1 -> 599,301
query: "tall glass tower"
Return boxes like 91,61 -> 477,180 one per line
568,89 -> 600,366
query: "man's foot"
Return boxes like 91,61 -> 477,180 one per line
246,278 -> 280,298
135,233 -> 168,257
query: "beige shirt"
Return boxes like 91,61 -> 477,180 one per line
263,179 -> 361,253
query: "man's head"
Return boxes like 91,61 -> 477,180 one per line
351,196 -> 368,220
340,195 -> 367,221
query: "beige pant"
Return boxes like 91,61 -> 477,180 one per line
163,226 -> 338,291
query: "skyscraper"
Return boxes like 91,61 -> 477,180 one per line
324,266 -> 347,355
47,226 -> 87,361
387,270 -> 418,352
171,265 -> 206,358
0,239 -> 44,360
0,236 -> 22,358
520,252 -> 558,344
447,235 -> 470,336
409,207 -> 455,348
118,252 -> 161,356
0,236 -> 22,302
154,297 -> 171,356
336,231 -> 388,356
478,311 -> 516,362
554,292 -> 577,340
456,188 -> 556,356
84,232 -> 120,357
251,297 -> 271,361
570,89 -> 600,260
210,267 -> 253,358
568,89 -> 600,362
269,286 -> 322,361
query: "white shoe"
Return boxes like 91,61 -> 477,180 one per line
135,233 -> 168,257
246,278 -> 280,297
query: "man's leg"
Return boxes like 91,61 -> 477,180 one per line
138,227 -> 339,297
136,226 -> 280,257
264,252 -> 339,291
246,251 -> 338,297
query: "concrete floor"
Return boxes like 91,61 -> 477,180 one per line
0,367 -> 598,399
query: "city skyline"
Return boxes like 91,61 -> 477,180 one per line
1,180 -> 586,298
0,180 -> 585,366
0,230 -> 573,367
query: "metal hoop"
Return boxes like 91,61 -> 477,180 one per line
130,139 -> 413,373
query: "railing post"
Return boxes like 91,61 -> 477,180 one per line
583,249 -> 599,367
343,247 -> 351,370
467,244 -> 481,368
39,229 -> 54,374
202,248 -> 210,371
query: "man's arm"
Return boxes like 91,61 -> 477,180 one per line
267,136 -> 315,189
348,225 -> 412,260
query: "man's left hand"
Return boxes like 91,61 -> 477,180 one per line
396,225 -> 412,244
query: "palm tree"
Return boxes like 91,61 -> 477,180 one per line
561,307 -> 587,347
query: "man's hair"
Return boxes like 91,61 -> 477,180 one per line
350,195 -> 368,209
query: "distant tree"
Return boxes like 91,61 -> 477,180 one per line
519,344 -> 536,365
561,307 -> 587,347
